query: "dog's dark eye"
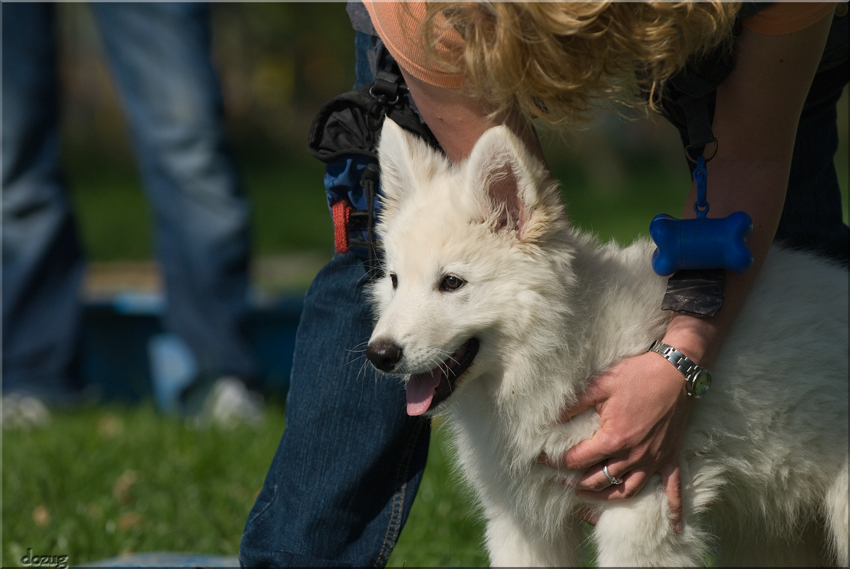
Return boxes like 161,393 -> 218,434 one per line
390,273 -> 398,289
440,275 -> 465,292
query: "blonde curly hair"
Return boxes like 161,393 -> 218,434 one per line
421,2 -> 742,126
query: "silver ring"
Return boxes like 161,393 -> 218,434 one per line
603,464 -> 623,485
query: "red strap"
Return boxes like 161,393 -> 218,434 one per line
332,199 -> 352,254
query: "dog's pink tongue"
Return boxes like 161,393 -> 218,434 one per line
406,370 -> 441,416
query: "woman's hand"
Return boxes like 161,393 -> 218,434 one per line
545,350 -> 692,532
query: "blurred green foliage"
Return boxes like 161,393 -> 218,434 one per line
210,3 -> 356,154
58,3 -> 356,159
56,3 -> 847,266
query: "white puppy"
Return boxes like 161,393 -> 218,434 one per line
367,119 -> 849,567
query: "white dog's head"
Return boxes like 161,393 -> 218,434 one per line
366,119 -> 570,416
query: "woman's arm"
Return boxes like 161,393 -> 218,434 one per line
665,10 -> 835,365
561,9 -> 835,528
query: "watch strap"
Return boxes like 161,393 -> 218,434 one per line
648,340 -> 710,397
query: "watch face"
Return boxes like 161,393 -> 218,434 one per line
691,370 -> 711,398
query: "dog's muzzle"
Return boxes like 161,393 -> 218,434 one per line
367,338 -> 480,417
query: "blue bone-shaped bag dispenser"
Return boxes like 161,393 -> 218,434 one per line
650,212 -> 753,276
650,157 -> 754,277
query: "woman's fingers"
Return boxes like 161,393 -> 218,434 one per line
575,465 -> 653,501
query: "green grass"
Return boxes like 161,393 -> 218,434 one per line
3,403 -> 286,566
1,404 -> 489,567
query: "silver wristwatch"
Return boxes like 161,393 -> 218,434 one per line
648,340 -> 712,398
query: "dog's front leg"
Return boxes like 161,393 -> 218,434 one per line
484,507 -> 583,567
592,488 -> 708,567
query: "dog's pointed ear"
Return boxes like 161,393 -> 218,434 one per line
377,119 -> 422,212
465,126 -> 560,242
378,119 -> 451,225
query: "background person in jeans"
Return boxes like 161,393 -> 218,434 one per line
2,3 -> 261,428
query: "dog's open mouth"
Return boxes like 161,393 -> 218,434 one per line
406,338 -> 479,416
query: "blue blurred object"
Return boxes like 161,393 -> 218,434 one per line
650,156 -> 754,277
148,333 -> 198,413
81,293 -> 303,404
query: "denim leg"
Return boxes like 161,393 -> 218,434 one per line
240,251 -> 430,567
240,28 -> 431,565
92,3 -> 255,380
1,3 -> 86,399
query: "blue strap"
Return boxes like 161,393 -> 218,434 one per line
693,155 -> 708,216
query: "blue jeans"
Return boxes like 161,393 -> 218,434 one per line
1,3 -> 255,400
240,31 -> 431,567
239,252 -> 430,567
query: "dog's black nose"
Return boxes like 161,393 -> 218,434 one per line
366,338 -> 403,372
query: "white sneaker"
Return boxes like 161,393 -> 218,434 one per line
2,393 -> 51,430
195,377 -> 264,429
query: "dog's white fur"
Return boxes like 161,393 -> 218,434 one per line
368,119 -> 849,566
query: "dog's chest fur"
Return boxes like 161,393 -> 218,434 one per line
370,120 -> 849,566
